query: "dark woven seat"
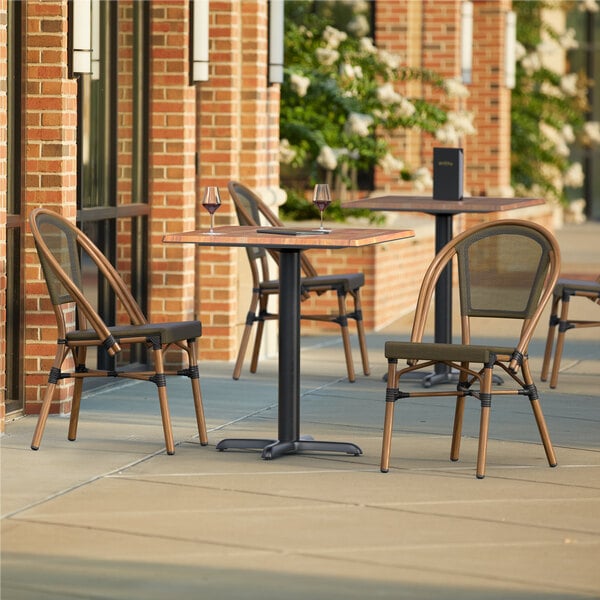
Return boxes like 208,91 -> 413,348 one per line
227,180 -> 370,382
29,208 -> 208,454
541,275 -> 600,388
381,219 -> 561,479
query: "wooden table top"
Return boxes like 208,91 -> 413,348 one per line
346,195 -> 545,214
163,225 -> 415,249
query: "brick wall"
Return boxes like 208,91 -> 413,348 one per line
374,0 -> 513,197
300,225 -> 435,332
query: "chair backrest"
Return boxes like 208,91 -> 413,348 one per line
227,181 -> 272,263
227,181 -> 319,278
412,219 -> 561,353
455,221 -> 555,320
29,208 -> 146,354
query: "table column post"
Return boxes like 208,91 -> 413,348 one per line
434,214 -> 453,346
278,250 -> 301,441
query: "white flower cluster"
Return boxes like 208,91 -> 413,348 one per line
322,26 -> 347,49
344,112 -> 374,137
348,14 -> 370,37
316,47 -> 340,66
564,162 -> 585,187
279,139 -> 297,165
584,121 -> 600,144
579,0 -> 599,12
444,78 -> 470,99
378,152 -> 404,174
539,122 -> 571,157
317,145 -> 338,170
341,63 -> 363,80
435,111 -> 476,144
290,73 -> 311,97
412,167 -> 433,192
359,37 -> 378,54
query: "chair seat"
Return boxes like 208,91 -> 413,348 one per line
259,273 -> 364,294
553,278 -> 600,297
68,320 -> 202,345
385,341 -> 515,363
302,272 -> 365,293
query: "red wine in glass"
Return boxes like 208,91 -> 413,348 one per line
202,186 -> 221,234
312,184 -> 332,231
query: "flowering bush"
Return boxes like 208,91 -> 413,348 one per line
279,0 -> 474,220
511,0 -> 600,206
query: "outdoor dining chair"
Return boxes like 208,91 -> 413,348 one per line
227,180 -> 370,383
380,219 -> 561,479
541,274 -> 600,388
28,208 -> 208,454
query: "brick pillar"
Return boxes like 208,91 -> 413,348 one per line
467,0 -> 513,196
149,1 -> 198,329
196,0 -> 279,360
23,0 -> 78,415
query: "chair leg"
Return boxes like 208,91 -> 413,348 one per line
68,347 -> 86,442
381,360 -> 398,473
476,365 -> 494,479
68,377 -> 84,442
337,292 -> 356,383
233,291 -> 260,379
541,295 -> 560,382
451,365 -> 469,461
31,382 -> 57,451
250,319 -> 265,373
549,296 -> 571,389
522,361 -> 557,467
152,347 -> 175,455
31,345 -> 69,450
187,340 -> 208,446
250,295 -> 269,374
351,289 -> 370,376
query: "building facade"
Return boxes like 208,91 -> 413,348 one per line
1,0 -> 557,432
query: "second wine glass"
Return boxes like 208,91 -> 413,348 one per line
312,183 -> 332,232
202,186 -> 221,234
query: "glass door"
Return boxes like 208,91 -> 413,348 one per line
78,0 -> 150,372
6,0 -> 24,414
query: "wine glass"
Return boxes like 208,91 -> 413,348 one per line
202,186 -> 221,234
312,183 -> 332,232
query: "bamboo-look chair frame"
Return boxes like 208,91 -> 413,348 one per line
541,274 -> 600,388
29,208 -> 208,454
381,219 -> 561,479
227,181 -> 369,383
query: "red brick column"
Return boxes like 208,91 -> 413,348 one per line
23,0 -> 78,415
149,1 -> 198,328
196,0 -> 279,360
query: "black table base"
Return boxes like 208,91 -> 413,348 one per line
216,436 -> 362,460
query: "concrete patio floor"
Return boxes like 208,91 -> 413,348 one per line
2,222 -> 599,599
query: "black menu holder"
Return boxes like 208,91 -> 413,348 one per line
433,147 -> 463,200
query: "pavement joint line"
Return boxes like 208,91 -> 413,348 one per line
105,467 -> 380,478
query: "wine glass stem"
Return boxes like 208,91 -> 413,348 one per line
210,214 -> 215,233
320,210 -> 324,230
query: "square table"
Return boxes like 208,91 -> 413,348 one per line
346,195 -> 546,386
163,225 -> 415,459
